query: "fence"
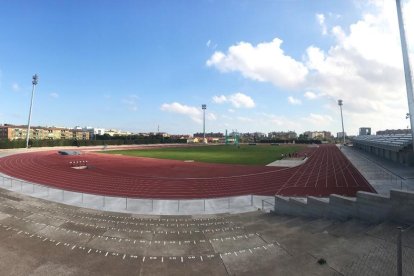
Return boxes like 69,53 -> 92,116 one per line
0,174 -> 274,215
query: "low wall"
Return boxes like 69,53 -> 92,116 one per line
273,189 -> 414,223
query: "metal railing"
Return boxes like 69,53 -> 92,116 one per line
261,198 -> 275,212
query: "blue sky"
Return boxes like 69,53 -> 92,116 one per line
0,0 -> 413,135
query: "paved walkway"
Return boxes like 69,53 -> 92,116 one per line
341,145 -> 414,196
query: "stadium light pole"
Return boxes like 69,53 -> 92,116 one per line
26,74 -> 39,149
396,0 -> 414,152
202,104 -> 207,143
338,99 -> 345,145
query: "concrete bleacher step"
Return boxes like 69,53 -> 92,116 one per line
2,187 -> 414,275
273,189 -> 414,224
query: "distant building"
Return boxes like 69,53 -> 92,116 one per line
0,124 -> 89,140
268,131 -> 297,140
169,134 -> 190,140
240,132 -> 267,138
337,132 -> 347,139
193,132 -> 224,138
193,132 -> 224,143
376,129 -> 411,135
359,127 -> 371,136
303,131 -> 332,140
105,129 -> 133,137
239,132 -> 267,143
80,127 -> 105,140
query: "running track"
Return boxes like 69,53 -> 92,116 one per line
0,144 -> 376,199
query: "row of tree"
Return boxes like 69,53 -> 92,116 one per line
0,135 -> 187,149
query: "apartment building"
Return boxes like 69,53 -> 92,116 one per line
0,124 -> 89,140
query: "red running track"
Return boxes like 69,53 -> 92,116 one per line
0,144 -> 376,199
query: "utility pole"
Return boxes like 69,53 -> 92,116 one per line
338,99 -> 345,145
202,104 -> 207,143
26,74 -> 39,149
396,0 -> 414,151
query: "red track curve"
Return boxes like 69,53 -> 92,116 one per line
0,144 -> 376,199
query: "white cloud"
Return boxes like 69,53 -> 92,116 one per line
316,13 -> 327,35
261,113 -> 302,130
304,91 -> 318,100
228,93 -> 255,108
212,92 -> 255,108
49,92 -> 59,99
208,1 -> 414,133
206,39 -> 217,49
237,116 -> 254,123
12,83 -> 20,92
161,102 -> 202,123
288,96 -> 302,105
212,95 -> 227,103
302,0 -> 414,132
207,113 -> 217,121
122,95 -> 139,111
206,38 -> 308,88
302,113 -> 333,127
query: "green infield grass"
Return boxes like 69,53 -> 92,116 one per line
103,144 -> 305,165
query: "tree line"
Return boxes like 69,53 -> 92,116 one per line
0,134 -> 187,149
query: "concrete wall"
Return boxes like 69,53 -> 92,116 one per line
273,189 -> 414,224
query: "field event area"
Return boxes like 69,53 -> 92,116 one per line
102,144 -> 305,165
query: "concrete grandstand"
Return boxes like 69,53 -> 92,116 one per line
352,133 -> 414,166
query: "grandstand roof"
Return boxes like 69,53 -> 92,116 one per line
352,134 -> 413,152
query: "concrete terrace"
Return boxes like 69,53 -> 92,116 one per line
0,187 -> 414,275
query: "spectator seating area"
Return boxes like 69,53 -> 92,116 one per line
352,134 -> 412,152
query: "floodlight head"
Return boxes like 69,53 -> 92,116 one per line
32,74 -> 39,85
202,104 -> 207,110
338,99 -> 343,106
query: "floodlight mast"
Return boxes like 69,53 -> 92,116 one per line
338,99 -> 345,145
26,74 -> 39,149
396,0 -> 414,151
202,104 -> 207,143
